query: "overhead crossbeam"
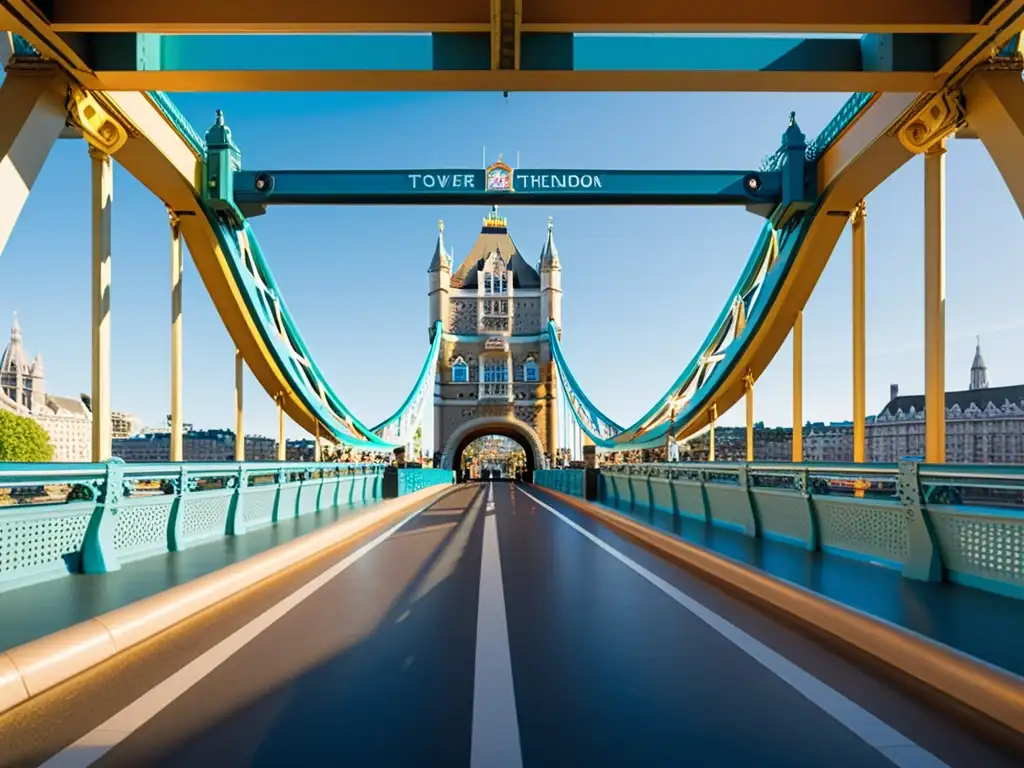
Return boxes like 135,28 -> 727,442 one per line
38,0 -> 987,34
231,168 -> 785,211
59,32 -> 949,92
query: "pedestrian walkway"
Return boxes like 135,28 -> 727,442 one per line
0,500 -> 374,652
592,492 -> 1024,677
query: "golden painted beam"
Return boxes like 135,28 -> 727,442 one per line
937,1 -> 1024,83
791,312 -> 803,463
924,142 -> 947,464
47,0 -> 981,33
169,208 -> 183,462
0,70 -> 67,258
851,201 -> 866,463
90,147 -> 113,463
744,372 -> 754,462
87,69 -> 940,93
234,349 -> 244,462
93,92 -> 331,444
673,95 -> 919,445
964,70 -> 1024,217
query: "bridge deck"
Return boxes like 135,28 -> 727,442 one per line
0,500 -> 373,653
602,493 -> 1024,677
2,482 -> 1016,766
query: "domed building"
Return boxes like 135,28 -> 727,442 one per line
428,206 -> 562,476
0,314 -> 138,461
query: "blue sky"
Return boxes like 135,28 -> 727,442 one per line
2,84 -> 1022,447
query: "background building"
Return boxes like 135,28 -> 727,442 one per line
113,429 -> 278,462
0,315 -> 137,461
430,201 -> 561,472
868,339 -> 1024,463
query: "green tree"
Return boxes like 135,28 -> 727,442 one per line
413,425 -> 423,458
0,411 -> 54,462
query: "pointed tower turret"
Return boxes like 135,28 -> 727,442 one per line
427,219 -> 451,341
428,218 -> 452,272
540,217 -> 562,331
970,336 -> 989,390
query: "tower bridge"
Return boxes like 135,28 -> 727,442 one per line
1,6 -> 1024,765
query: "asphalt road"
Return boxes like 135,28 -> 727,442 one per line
3,483 -> 1019,768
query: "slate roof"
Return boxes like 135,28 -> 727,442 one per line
877,384 -> 1024,417
449,208 -> 542,289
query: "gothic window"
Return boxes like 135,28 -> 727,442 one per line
523,357 -> 540,383
484,267 -> 508,295
483,362 -> 508,383
452,356 -> 468,383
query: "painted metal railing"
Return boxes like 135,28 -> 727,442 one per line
386,467 -> 456,498
0,460 -> 449,593
534,462 -> 1024,601
533,469 -> 586,498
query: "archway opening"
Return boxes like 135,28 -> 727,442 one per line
453,428 -> 536,483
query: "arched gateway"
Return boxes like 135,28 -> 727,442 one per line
428,206 -> 563,472
440,416 -> 545,479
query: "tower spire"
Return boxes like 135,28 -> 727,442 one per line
428,218 -> 451,272
970,335 -> 989,390
540,216 -> 560,269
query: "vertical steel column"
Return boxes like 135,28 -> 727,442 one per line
792,312 -> 803,462
708,404 -> 717,462
851,201 -> 867,463
277,395 -> 286,461
234,350 -> 245,461
169,209 -> 183,462
745,372 -> 755,462
90,147 -> 112,462
924,142 -> 947,463
314,421 -> 322,462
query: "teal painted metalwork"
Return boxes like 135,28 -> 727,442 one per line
805,92 -> 875,162
381,468 -> 455,498
533,470 -> 586,498
0,461 -> 389,593
146,91 -> 207,157
534,462 -> 1024,600
372,322 -> 443,444
231,167 -> 784,208
74,33 -> 911,79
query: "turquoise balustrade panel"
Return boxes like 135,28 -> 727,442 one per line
393,468 -> 455,497
0,461 -> 385,593
919,465 -> 1024,600
533,469 -> 587,499
585,461 -> 1024,601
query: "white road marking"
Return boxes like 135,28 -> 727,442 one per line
519,487 -> 950,768
471,486 -> 523,768
40,499 -> 440,768
486,481 -> 496,511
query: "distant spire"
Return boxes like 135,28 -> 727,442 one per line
10,312 -> 20,342
970,336 -> 989,390
428,218 -> 451,272
540,216 -> 560,269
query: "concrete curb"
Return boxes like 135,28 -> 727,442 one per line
537,487 -> 1024,737
0,485 -> 456,715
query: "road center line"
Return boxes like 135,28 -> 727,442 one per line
40,497 -> 441,768
519,487 -> 949,768
471,486 -> 523,768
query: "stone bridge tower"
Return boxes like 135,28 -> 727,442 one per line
428,206 -> 561,475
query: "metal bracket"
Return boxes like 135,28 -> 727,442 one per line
897,90 -> 967,154
67,87 -> 129,155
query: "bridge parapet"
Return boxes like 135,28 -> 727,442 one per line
382,467 -> 456,498
0,460 -> 407,593
535,461 -> 1024,600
